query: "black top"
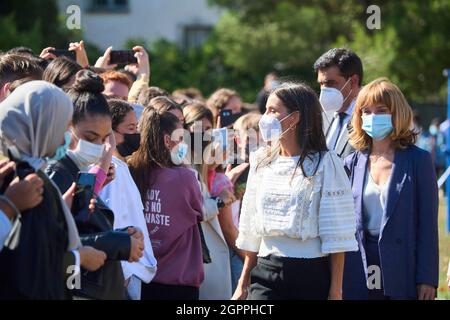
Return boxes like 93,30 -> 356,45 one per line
46,155 -> 131,300
0,170 -> 75,300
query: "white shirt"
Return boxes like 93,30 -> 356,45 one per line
326,99 -> 356,150
236,148 -> 358,258
363,170 -> 391,237
99,156 -> 157,283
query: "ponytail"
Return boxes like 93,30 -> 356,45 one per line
128,107 -> 180,199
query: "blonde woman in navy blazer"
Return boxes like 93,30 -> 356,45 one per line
342,78 -> 439,300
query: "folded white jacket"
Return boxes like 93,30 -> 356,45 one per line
100,156 -> 157,284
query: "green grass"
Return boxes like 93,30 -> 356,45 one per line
438,194 -> 450,300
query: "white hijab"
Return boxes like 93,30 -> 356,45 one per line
0,81 -> 81,250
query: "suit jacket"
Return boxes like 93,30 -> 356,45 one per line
342,145 -> 439,299
323,111 -> 355,159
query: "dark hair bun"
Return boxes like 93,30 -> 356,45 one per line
72,69 -> 104,94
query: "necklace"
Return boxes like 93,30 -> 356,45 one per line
370,153 -> 386,163
370,150 -> 394,163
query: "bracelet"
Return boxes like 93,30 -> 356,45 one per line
0,195 -> 21,222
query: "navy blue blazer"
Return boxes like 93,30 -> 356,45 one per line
342,145 -> 439,299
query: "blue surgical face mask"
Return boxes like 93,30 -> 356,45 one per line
429,125 -> 438,136
171,142 -> 188,165
361,114 -> 393,141
48,131 -> 71,161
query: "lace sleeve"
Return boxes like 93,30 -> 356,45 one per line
318,152 -> 358,254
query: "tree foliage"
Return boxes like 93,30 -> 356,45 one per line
0,0 -> 80,54
1,0 -> 449,105
207,0 -> 450,103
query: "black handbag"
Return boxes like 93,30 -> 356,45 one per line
198,223 -> 211,264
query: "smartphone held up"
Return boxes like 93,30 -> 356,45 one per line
71,172 -> 96,220
109,50 -> 138,65
49,49 -> 76,61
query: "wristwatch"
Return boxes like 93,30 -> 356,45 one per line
214,197 -> 225,209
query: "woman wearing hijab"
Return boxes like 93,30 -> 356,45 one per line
0,81 -> 106,299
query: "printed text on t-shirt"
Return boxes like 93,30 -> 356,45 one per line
144,189 -> 170,227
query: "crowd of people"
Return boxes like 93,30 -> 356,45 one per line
0,41 -> 447,300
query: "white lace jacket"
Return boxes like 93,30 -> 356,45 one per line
236,148 -> 358,255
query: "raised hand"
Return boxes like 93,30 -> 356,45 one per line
69,40 -> 89,68
40,47 -> 57,60
94,46 -> 117,70
132,46 -> 150,80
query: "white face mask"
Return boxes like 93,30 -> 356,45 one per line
319,78 -> 352,113
258,112 -> 295,143
71,138 -> 104,168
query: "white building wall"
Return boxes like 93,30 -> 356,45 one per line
59,0 -> 223,49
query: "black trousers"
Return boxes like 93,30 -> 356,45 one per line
364,233 -> 390,300
248,255 -> 331,300
141,282 -> 199,300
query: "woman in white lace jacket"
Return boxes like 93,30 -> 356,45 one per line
232,82 -> 358,300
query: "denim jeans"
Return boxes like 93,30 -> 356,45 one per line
229,247 -> 244,293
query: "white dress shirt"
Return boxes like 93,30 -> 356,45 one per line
326,99 -> 356,151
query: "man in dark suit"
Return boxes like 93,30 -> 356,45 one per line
314,48 -> 363,158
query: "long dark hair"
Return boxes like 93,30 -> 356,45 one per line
258,82 -> 328,177
43,56 -> 82,90
182,101 -> 214,185
128,107 -> 181,198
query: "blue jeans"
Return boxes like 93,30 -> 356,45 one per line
229,248 -> 244,293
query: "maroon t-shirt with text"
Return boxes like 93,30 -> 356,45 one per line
144,166 -> 204,287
